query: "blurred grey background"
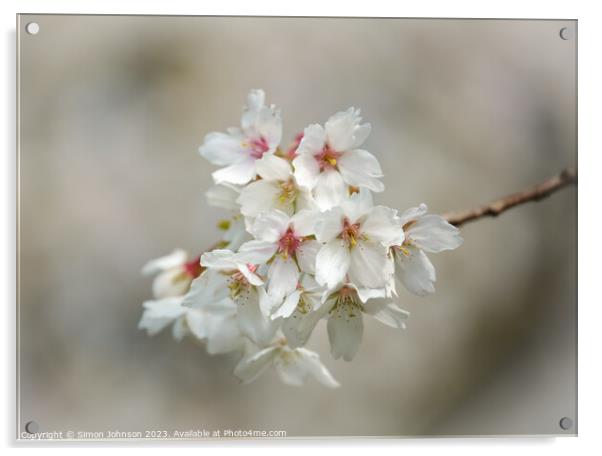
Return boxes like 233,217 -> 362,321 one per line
18,16 -> 577,437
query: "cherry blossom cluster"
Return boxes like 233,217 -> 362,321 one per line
139,89 -> 462,387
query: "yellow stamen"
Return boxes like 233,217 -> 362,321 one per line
326,157 -> 337,166
398,245 -> 411,256
217,219 -> 231,231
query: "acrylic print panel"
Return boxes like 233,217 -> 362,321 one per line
17,15 -> 577,439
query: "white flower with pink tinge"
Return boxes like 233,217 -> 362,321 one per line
234,340 -> 339,387
391,204 -> 463,296
293,108 -> 384,210
199,89 -> 282,185
141,249 -> 204,299
236,154 -> 317,219
314,189 -> 404,290
237,209 -> 321,310
321,283 -> 409,361
196,249 -> 279,346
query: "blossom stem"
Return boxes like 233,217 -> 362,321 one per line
443,167 -> 577,228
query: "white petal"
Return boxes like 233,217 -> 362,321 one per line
184,309 -> 210,339
290,209 -> 318,237
296,239 -> 321,274
299,273 -> 322,293
236,240 -> 278,265
205,184 -> 241,211
364,300 -> 410,329
233,346 -> 280,384
245,89 -> 265,113
212,157 -> 257,185
296,124 -> 326,157
199,132 -> 244,166
171,317 -> 187,341
340,188 -> 374,223
324,108 -> 370,151
327,306 -> 364,361
294,188 -> 319,212
141,297 -> 187,319
151,268 -> 191,299
274,350 -> 309,386
398,203 -> 428,226
268,256 -> 300,301
355,286 -> 387,303
222,216 -> 248,250
315,239 -> 351,289
361,206 -> 404,246
236,292 -> 279,346
241,90 -> 281,147
282,296 -> 331,349
258,286 -> 280,317
272,289 -> 302,320
254,107 -> 283,149
138,314 -> 174,336
200,249 -> 238,270
142,249 -> 187,275
348,241 -> 390,289
337,149 -> 384,192
138,297 -> 185,336
293,152 -> 321,191
237,179 -> 280,218
408,215 -> 464,253
238,264 -> 264,287
255,154 -> 292,181
395,247 -> 437,296
313,169 -> 346,211
314,207 -> 344,243
296,348 -> 340,388
250,210 -> 290,242
181,270 -> 229,310
206,314 -> 244,355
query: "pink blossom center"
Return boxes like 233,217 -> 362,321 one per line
315,143 -> 342,171
183,256 -> 204,278
231,263 -> 258,284
339,286 -> 355,299
278,227 -> 302,258
287,132 -> 304,160
341,218 -> 362,247
247,136 -> 270,159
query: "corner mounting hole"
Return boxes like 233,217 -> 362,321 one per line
25,420 -> 39,434
559,27 -> 572,40
25,22 -> 40,35
559,416 -> 573,430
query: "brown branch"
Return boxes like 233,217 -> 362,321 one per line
443,168 -> 577,228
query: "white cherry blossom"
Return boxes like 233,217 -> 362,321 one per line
314,189 -> 403,290
293,108 -> 383,210
197,249 -> 279,346
233,341 -> 339,387
139,90 -> 464,388
392,204 -> 463,296
199,89 -> 282,185
206,183 -> 248,250
322,284 -> 409,361
138,296 -> 208,342
142,249 -> 204,299
236,154 -> 316,219
279,274 -> 331,349
242,209 -> 321,306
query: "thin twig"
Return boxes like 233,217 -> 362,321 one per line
443,168 -> 577,228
